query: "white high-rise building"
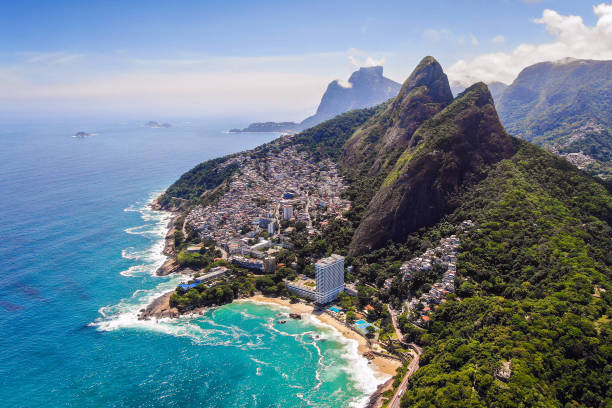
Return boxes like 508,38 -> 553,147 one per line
314,254 -> 345,304
285,254 -> 345,305
282,205 -> 293,220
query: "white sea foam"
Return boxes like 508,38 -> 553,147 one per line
95,192 -> 385,405
300,313 -> 389,408
117,192 -> 171,277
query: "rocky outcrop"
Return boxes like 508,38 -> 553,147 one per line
234,66 -> 401,134
349,82 -> 516,255
300,66 -> 401,130
138,292 -> 180,320
343,56 -> 454,175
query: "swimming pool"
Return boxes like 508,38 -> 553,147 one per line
355,320 -> 369,326
329,307 -> 342,313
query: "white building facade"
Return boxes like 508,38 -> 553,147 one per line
285,254 -> 345,305
314,254 -> 345,304
282,205 -> 293,220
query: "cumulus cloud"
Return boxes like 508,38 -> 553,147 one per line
348,51 -> 386,68
492,35 -> 506,43
447,3 -> 612,86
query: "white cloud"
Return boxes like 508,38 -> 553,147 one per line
492,35 -> 506,43
470,34 -> 479,46
21,52 -> 83,65
447,3 -> 612,86
347,49 -> 386,68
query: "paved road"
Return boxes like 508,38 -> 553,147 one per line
386,305 -> 423,408
387,305 -> 404,343
388,345 -> 422,408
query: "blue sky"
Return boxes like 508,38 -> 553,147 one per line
1,0 -> 611,119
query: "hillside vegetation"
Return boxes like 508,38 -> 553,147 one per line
157,56 -> 612,407
401,143 -> 612,407
496,58 -> 612,178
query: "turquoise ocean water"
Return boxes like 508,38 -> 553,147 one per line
0,119 -> 382,407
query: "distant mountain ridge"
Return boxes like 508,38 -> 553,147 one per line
230,66 -> 401,133
496,58 -> 612,178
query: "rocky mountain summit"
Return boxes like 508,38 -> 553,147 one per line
231,66 -> 401,133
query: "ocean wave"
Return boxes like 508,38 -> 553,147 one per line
98,192 -> 383,406
299,313 -> 388,408
118,193 -> 170,277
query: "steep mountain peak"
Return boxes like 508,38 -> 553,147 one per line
349,65 -> 384,81
396,56 -> 453,104
342,56 -> 453,173
299,66 -> 401,130
456,81 -> 494,107
349,81 -> 516,255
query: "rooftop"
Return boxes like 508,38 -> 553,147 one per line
316,253 -> 345,267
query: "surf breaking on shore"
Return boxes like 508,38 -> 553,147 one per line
91,192 -> 394,407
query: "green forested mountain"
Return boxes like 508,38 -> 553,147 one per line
496,58 -> 612,179
350,81 -> 516,255
301,58 -> 611,407
158,56 -> 612,407
401,143 -> 612,407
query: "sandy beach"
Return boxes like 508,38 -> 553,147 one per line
141,291 -> 402,379
241,295 -> 402,378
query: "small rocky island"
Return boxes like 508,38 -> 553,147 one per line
145,121 -> 171,128
73,131 -> 93,138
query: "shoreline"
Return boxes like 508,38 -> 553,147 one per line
140,289 -> 402,379
145,200 -> 400,403
239,295 -> 402,379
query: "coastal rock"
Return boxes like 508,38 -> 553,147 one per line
300,66 -> 401,130
73,131 -> 93,138
230,121 -> 300,133
138,291 -> 179,320
155,258 -> 179,276
146,121 -> 171,128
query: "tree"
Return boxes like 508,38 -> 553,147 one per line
346,311 -> 356,323
365,325 -> 376,339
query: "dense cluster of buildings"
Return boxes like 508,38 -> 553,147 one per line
185,142 -> 350,266
387,220 -> 475,325
230,255 -> 276,273
178,266 -> 229,290
286,254 -> 345,305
